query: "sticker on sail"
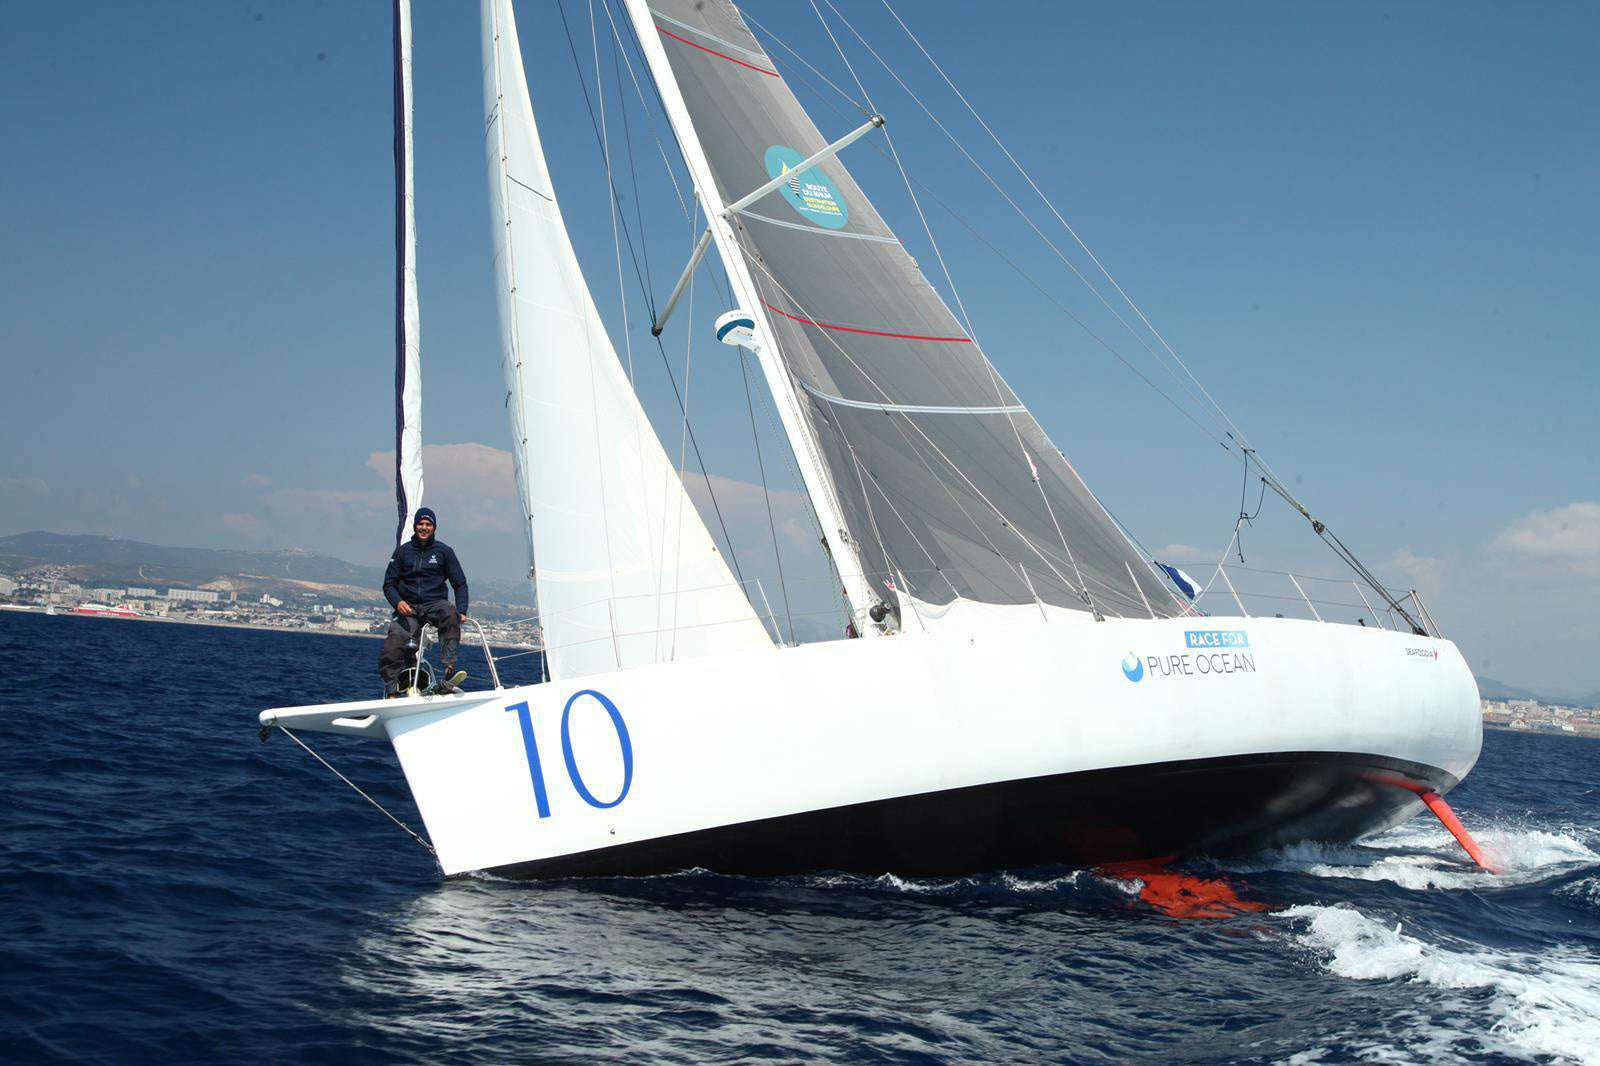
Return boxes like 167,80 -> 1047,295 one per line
1121,653 -> 1145,683
764,145 -> 848,229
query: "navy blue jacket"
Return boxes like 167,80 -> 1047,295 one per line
383,535 -> 469,616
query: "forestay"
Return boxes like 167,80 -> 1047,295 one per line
627,0 -> 1181,621
482,0 -> 773,679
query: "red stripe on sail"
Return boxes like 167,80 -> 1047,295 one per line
763,302 -> 972,343
657,27 -> 779,78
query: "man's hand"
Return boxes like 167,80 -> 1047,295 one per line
397,600 -> 414,616
458,612 -> 468,623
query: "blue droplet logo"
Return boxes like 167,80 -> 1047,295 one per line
1121,653 -> 1145,682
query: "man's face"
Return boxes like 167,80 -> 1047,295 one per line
414,518 -> 435,540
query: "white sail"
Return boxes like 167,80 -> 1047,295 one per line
481,0 -> 773,680
393,0 -> 424,542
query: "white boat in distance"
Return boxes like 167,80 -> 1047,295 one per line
262,0 -> 1481,879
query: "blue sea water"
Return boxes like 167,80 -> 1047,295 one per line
2,610 -> 1597,1064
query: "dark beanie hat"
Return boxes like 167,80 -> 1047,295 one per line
414,507 -> 437,527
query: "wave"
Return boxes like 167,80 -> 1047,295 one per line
1285,903 -> 1600,1064
1556,877 -> 1600,912
1225,821 -> 1598,891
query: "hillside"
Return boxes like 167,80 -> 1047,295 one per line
0,531 -> 534,608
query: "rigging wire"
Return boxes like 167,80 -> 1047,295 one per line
733,22 -> 1236,454
812,0 -> 1227,440
555,1 -> 656,321
756,258 -> 1150,618
651,329 -> 746,584
816,0 -> 1209,617
606,5 -> 855,627
668,203 -> 700,657
827,1 -> 1421,628
1233,448 -> 1268,564
601,0 -> 692,222
744,252 -> 1142,616
600,0 -> 747,579
554,0 -> 749,588
850,450 -> 964,603
594,0 -> 679,660
273,726 -> 436,857
742,325 -> 854,633
757,7 -> 1225,480
740,9 -> 873,118
584,0 -> 630,667
608,5 -> 655,310
878,0 -> 1246,452
808,0 -> 1103,615
606,0 -> 739,313
619,1 -> 1161,621
737,350 -> 797,643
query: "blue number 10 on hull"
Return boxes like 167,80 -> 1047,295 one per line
507,690 -> 634,819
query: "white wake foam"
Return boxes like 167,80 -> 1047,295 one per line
1227,822 -> 1598,890
1286,904 -> 1600,1064
854,870 -> 1085,895
999,870 -> 1085,893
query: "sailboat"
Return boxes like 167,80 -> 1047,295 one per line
261,0 -> 1483,879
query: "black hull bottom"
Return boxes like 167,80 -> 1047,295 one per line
486,751 -> 1457,880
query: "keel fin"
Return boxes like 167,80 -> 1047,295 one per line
1420,791 -> 1500,873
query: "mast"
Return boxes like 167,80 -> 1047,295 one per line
620,0 -> 883,634
391,0 -> 424,545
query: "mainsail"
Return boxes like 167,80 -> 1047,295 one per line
625,0 -> 1181,622
392,0 -> 424,544
482,0 -> 773,679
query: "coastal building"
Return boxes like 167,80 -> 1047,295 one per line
167,588 -> 221,604
1483,698 -> 1600,738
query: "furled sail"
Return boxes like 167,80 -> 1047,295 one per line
392,0 -> 424,544
625,0 -> 1181,621
482,0 -> 773,678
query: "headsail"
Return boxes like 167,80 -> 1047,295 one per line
392,0 -> 424,544
482,0 -> 773,679
625,0 -> 1180,621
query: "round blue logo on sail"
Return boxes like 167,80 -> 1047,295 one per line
764,145 -> 848,229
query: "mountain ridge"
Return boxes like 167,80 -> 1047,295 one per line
0,531 -> 534,607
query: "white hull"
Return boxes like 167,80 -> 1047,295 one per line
264,616 -> 1480,877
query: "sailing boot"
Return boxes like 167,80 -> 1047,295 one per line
432,665 -> 466,695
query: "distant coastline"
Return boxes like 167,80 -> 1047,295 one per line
1482,721 -> 1600,740
2,604 -> 543,654
1,603 -> 382,640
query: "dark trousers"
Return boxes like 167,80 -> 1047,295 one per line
378,600 -> 462,690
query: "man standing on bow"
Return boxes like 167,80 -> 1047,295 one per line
379,507 -> 470,697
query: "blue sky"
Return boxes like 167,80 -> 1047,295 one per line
2,1 -> 1596,693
